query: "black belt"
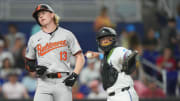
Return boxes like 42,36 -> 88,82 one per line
108,86 -> 130,96
46,72 -> 69,78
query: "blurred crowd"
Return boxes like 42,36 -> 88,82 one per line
0,4 -> 180,100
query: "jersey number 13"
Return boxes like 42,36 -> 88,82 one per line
60,51 -> 67,61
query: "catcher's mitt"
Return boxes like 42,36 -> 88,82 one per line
122,51 -> 138,74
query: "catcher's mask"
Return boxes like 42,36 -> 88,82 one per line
96,27 -> 117,52
32,4 -> 60,26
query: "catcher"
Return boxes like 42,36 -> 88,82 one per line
86,27 -> 139,101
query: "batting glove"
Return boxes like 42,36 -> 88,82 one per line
36,65 -> 48,77
63,72 -> 78,87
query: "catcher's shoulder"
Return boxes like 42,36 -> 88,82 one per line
114,47 -> 129,52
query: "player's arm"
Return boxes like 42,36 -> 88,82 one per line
25,37 -> 47,76
73,51 -> 85,74
25,37 -> 37,72
85,51 -> 104,59
63,51 -> 85,87
25,58 -> 36,72
63,32 -> 85,87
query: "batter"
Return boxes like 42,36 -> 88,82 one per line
25,4 -> 85,101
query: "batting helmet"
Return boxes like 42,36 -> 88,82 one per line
96,27 -> 117,52
32,4 -> 60,26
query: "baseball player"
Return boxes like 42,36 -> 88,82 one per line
86,27 -> 139,101
25,4 -> 85,101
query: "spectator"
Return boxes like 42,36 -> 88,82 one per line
142,46 -> 160,65
2,72 -> 29,99
0,34 -> 5,42
79,84 -> 91,97
176,3 -> 180,34
72,83 -> 84,100
12,34 -> 26,58
126,24 -> 140,50
177,62 -> 180,94
0,58 -> 21,79
94,6 -> 115,32
0,58 -> 13,79
131,61 -> 148,98
143,28 -> 159,50
118,29 -> 129,48
160,18 -> 177,51
15,46 -> 26,69
80,58 -> 100,85
142,80 -> 165,98
156,48 -> 177,94
5,24 -> 25,52
172,42 -> 180,60
87,80 -> 106,99
157,47 -> 178,96
134,80 -> 148,98
0,40 -> 14,68
22,72 -> 37,98
0,35 -> 3,40
156,48 -> 176,71
0,86 -> 1,97
177,60 -> 180,70
142,29 -> 160,77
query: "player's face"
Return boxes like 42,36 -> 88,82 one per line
100,36 -> 113,47
37,11 -> 54,26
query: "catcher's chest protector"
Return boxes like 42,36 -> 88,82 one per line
100,49 -> 118,90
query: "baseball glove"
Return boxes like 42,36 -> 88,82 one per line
122,51 -> 138,74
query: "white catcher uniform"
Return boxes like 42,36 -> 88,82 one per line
25,27 -> 82,101
103,47 -> 139,101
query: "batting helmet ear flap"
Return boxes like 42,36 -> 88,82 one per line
34,17 -> 41,26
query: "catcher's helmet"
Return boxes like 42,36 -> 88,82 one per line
96,27 -> 117,52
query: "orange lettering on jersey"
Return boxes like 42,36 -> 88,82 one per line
36,40 -> 67,56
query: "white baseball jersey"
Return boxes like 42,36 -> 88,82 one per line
106,47 -> 134,93
25,27 -> 81,73
104,47 -> 139,101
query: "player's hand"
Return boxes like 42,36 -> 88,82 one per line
85,51 -> 100,59
36,65 -> 48,77
63,72 -> 78,87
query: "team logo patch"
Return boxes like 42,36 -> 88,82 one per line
123,49 -> 126,52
